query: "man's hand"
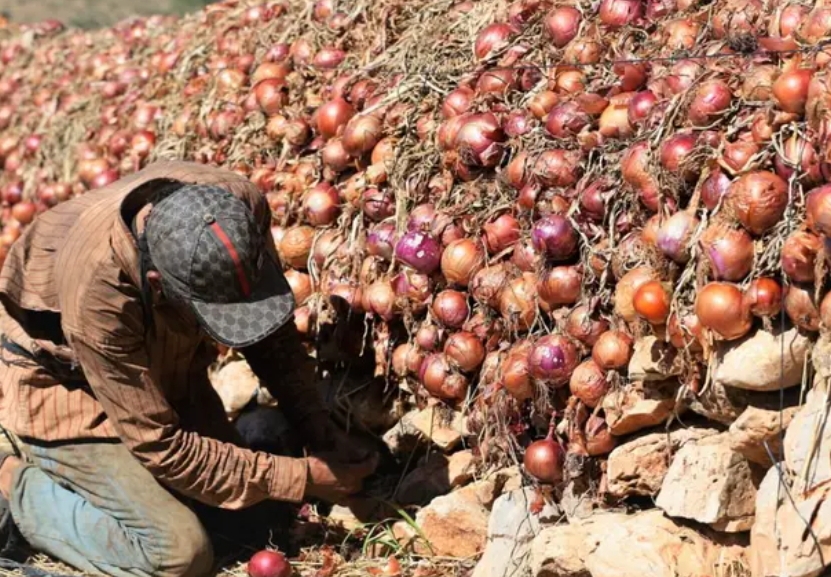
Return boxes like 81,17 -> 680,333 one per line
305,452 -> 379,503
304,415 -> 379,465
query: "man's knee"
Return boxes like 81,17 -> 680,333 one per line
155,513 -> 215,577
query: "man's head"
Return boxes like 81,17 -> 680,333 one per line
141,184 -> 295,347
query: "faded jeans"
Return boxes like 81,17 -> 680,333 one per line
5,407 -> 299,577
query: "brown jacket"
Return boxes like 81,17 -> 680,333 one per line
0,161 -> 321,508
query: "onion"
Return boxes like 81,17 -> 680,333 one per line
321,138 -> 353,172
363,280 -> 397,320
533,150 -> 582,188
599,94 -> 634,138
781,231 -> 822,282
363,224 -> 396,263
342,116 -> 382,157
614,266 -> 659,322
621,142 -> 660,212
524,434 -> 565,483
442,86 -> 475,118
483,214 -> 521,254
570,360 -> 608,408
807,185 -> 831,237
279,226 -> 314,270
393,270 -> 433,308
528,334 -> 579,387
545,7 -> 581,47
657,211 -> 699,263
254,79 -> 287,116
419,353 -> 469,400
474,23 -> 516,60
774,134 -> 824,185
688,80 -> 732,127
477,69 -> 517,98
585,416 -> 617,456
531,215 -> 578,261
745,277 -> 782,318
599,0 -> 643,28
406,204 -> 437,232
628,90 -> 658,126
471,264 -> 511,308
701,170 -> 732,210
441,238 -> 485,287
660,132 -> 698,182
303,183 -> 340,227
529,91 -> 559,119
395,231 -> 442,274
445,331 -> 486,372
538,266 -> 582,309
726,171 -> 789,235
499,273 -> 538,330
695,282 -> 753,340
501,341 -> 535,400
455,113 -> 506,167
284,269 -> 313,304
504,110 -> 534,137
565,306 -> 609,346
313,47 -> 346,70
506,153 -> 530,190
432,290 -> 470,328
633,280 -> 671,324
700,224 -> 754,281
11,202 -> 36,225
317,98 -> 355,139
772,69 -> 813,115
545,102 -> 591,139
416,324 -> 443,351
392,343 -> 425,377
361,188 -> 395,223
784,284 -> 820,332
563,37 -> 602,66
247,550 -> 292,577
592,330 -> 633,370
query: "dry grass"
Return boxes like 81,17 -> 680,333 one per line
0,0 -> 213,29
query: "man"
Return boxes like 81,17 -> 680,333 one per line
0,161 -> 378,577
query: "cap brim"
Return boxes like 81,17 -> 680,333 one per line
190,257 -> 296,348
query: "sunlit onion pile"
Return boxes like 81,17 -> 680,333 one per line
1,0 -> 831,490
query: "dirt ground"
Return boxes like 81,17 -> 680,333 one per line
0,0 -> 213,28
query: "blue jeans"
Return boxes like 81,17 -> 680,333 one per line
5,407 -> 298,577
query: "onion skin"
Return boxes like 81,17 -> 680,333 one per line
657,211 -> 699,263
614,267 -> 659,322
700,224 -> 754,281
432,290 -> 470,328
695,282 -> 753,341
419,353 -> 469,401
395,232 -> 443,274
499,273 -> 538,331
781,231 -> 823,282
745,277 -> 782,318
471,264 -> 511,309
441,238 -> 485,287
444,331 -> 486,372
592,330 -> 633,370
538,266 -> 582,309
806,185 -> 831,237
501,341 -> 535,401
528,334 -> 579,387
569,360 -> 608,408
531,215 -> 579,261
726,171 -> 789,235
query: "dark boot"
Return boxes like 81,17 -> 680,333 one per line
0,451 -> 27,562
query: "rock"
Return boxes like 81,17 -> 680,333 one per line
530,509 -> 748,577
209,359 -> 260,416
685,380 -> 749,425
382,410 -> 422,455
473,488 -> 561,577
409,405 -> 469,451
603,379 -> 678,435
656,433 -> 760,532
606,427 -> 719,499
784,396 -> 831,495
327,505 -> 364,532
394,469 -> 521,557
714,327 -> 810,392
395,450 -> 477,506
627,336 -> 684,382
750,465 -> 831,577
729,406 -> 798,467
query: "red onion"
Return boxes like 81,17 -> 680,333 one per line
700,224 -> 754,281
361,188 -> 395,222
483,214 -> 520,254
247,550 -> 292,577
570,360 -> 609,408
774,134 -> 824,185
443,86 -> 475,118
419,353 -> 469,401
393,269 -> 433,308
367,223 -> 397,261
533,150 -> 582,188
745,278 -> 782,318
546,101 -> 591,138
474,23 -> 517,60
807,185 -> 831,237
537,266 -> 582,309
657,211 -> 699,263
781,231 -> 822,282
701,169 -> 732,210
528,335 -> 579,387
317,98 -> 356,139
303,183 -> 340,226
524,432 -> 565,483
313,47 -> 346,70
660,131 -> 698,182
726,171 -> 789,235
504,111 -> 534,137
688,80 -> 732,127
455,113 -> 506,167
395,231 -> 443,274
599,0 -> 643,28
545,7 -> 581,47
407,204 -> 437,232
773,69 -> 814,115
531,215 -> 578,261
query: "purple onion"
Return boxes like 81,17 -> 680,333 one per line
504,111 -> 534,137
367,222 -> 398,261
701,169 -> 731,210
407,203 -> 437,232
527,335 -> 579,387
393,269 -> 433,305
395,230 -> 443,273
656,212 -> 699,264
531,215 -> 579,261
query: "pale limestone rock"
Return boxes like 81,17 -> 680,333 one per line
729,406 -> 798,467
627,336 -> 683,382
603,379 -> 677,436
209,359 -> 260,416
530,509 -> 748,577
410,406 -> 469,451
714,328 -> 811,392
606,427 -> 719,499
656,433 -> 759,532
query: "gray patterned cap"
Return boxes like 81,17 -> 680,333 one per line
145,184 -> 295,348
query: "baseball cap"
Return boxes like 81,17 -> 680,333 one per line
145,184 -> 295,348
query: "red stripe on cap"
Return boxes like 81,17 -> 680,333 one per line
210,221 -> 251,297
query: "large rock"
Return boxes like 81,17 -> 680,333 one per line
628,336 -> 684,382
395,450 -> 476,505
603,379 -> 678,435
751,465 -> 831,577
606,427 -> 719,499
730,406 -> 798,467
714,328 -> 811,392
656,433 -> 760,532
410,405 -> 470,451
530,509 -> 748,577
473,488 -> 561,577
209,359 -> 260,417
784,395 -> 831,495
